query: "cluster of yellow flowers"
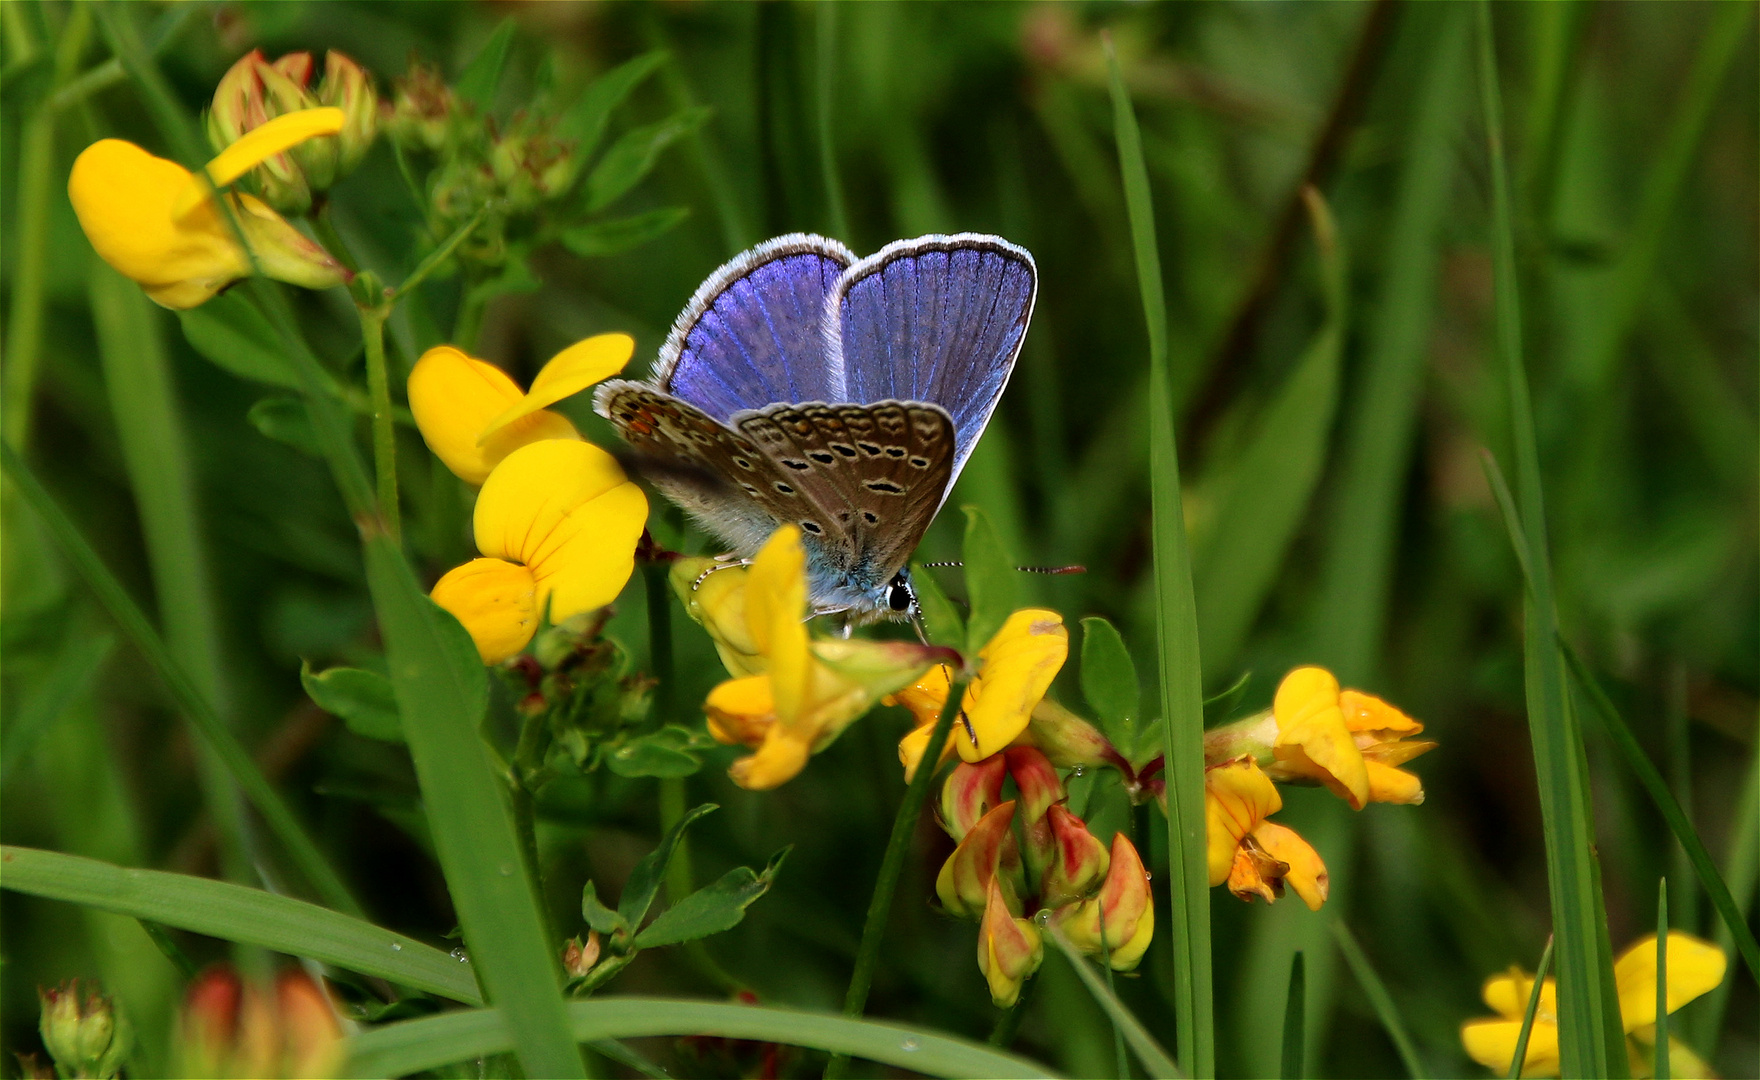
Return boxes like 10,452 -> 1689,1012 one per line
408,338 -> 649,663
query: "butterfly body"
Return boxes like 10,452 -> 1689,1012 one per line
596,232 -> 1036,620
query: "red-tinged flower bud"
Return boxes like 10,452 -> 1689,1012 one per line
1003,745 -> 1062,824
563,930 -> 603,979
275,971 -> 342,1080
38,980 -> 130,1080
940,755 -> 1007,840
1056,833 -> 1154,970
270,52 -> 315,89
1021,699 -> 1133,773
177,966 -> 342,1079
208,50 -> 267,150
936,800 -> 1018,920
318,51 -> 379,176
1039,803 -> 1111,907
978,877 -> 1043,1007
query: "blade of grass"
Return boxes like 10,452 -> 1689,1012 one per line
363,537 -> 587,1079
89,262 -> 254,887
1557,645 -> 1760,984
1331,921 -> 1425,1079
0,846 -> 480,1004
1692,742 -> 1757,1055
1507,936 -> 1555,1080
1047,930 -> 1182,1079
827,675 -> 968,1078
1193,187 -> 1345,681
346,997 -> 1059,1080
0,630 -> 114,785
1476,6 -> 1626,1073
1105,36 -> 1212,1077
1281,951 -> 1305,1080
1654,880 -> 1669,1080
0,446 -> 361,917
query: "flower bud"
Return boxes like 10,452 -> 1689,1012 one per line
1022,699 -> 1132,772
385,62 -> 465,155
1039,803 -> 1111,907
1003,746 -> 1062,824
317,51 -> 378,175
940,755 -> 1006,841
978,878 -> 1043,1008
38,980 -> 130,1080
1056,833 -> 1154,970
177,966 -> 342,1079
936,800 -> 1018,920
564,930 -> 603,979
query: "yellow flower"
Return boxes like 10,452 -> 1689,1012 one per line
1202,755 -> 1329,911
1461,932 -> 1726,1078
672,555 -> 765,677
1267,666 -> 1435,809
69,109 -> 350,309
430,440 -> 646,663
700,527 -> 952,790
408,334 -> 633,485
895,610 -> 1069,778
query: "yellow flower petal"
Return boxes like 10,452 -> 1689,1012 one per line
1252,821 -> 1329,911
898,717 -> 958,782
472,440 -> 646,622
1613,932 -> 1726,1031
430,557 -> 537,664
1483,968 -> 1556,1020
1272,665 -> 1371,809
957,609 -> 1068,762
745,527 -> 811,721
175,106 -> 346,218
1461,1017 -> 1561,1078
728,730 -> 812,791
479,334 -> 634,443
1203,756 -> 1281,886
704,675 -> 775,747
1363,760 -> 1426,804
1338,688 -> 1424,737
408,346 -> 581,484
673,558 -> 763,676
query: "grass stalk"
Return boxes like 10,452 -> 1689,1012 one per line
1507,936 -> 1555,1080
826,676 -> 968,1079
1105,36 -> 1213,1077
1654,880 -> 1669,1080
1281,951 -> 1305,1080
1476,5 -> 1625,1073
1332,921 -> 1425,1079
358,302 -> 400,542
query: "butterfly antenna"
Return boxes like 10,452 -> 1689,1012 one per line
920,561 -> 962,568
1017,564 -> 1086,575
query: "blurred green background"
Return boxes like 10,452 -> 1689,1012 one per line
2,1 -> 1754,1077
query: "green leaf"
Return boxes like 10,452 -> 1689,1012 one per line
246,397 -> 323,457
961,506 -> 1016,655
560,207 -> 690,258
584,106 -> 710,212
343,997 -> 1057,1080
1106,39 -> 1212,1079
454,17 -> 516,108
301,662 -> 403,743
179,294 -> 300,389
1046,930 -> 1182,1079
362,536 -> 584,1078
556,50 -> 666,161
910,560 -> 965,648
1202,671 -> 1252,722
1079,616 -> 1138,754
581,881 -> 630,939
632,847 -> 789,950
604,726 -> 705,779
618,802 -> 717,929
0,846 -> 480,1005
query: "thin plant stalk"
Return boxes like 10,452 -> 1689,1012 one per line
1281,951 -> 1305,1080
1508,936 -> 1554,1080
1476,5 -> 1626,1072
1331,921 -> 1425,1079
815,1 -> 850,243
1105,34 -> 1213,1077
358,300 -> 401,542
826,676 -> 967,1079
1654,880 -> 1669,1080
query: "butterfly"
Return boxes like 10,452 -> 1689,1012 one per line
595,232 -> 1036,623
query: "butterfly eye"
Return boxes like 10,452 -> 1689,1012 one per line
886,574 -> 914,613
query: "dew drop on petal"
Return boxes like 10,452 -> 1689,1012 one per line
900,1038 -> 920,1053
1071,766 -> 1085,777
451,947 -> 470,963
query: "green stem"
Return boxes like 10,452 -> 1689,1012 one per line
644,563 -> 677,724
1654,880 -> 1669,1080
511,708 -> 556,948
987,975 -> 1035,1048
393,210 -> 486,302
358,303 -> 401,542
825,677 -> 967,1080
1507,936 -> 1554,1080
310,203 -> 361,275
453,285 -> 489,351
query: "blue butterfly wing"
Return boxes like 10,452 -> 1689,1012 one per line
654,233 -> 854,422
828,234 -> 1036,488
